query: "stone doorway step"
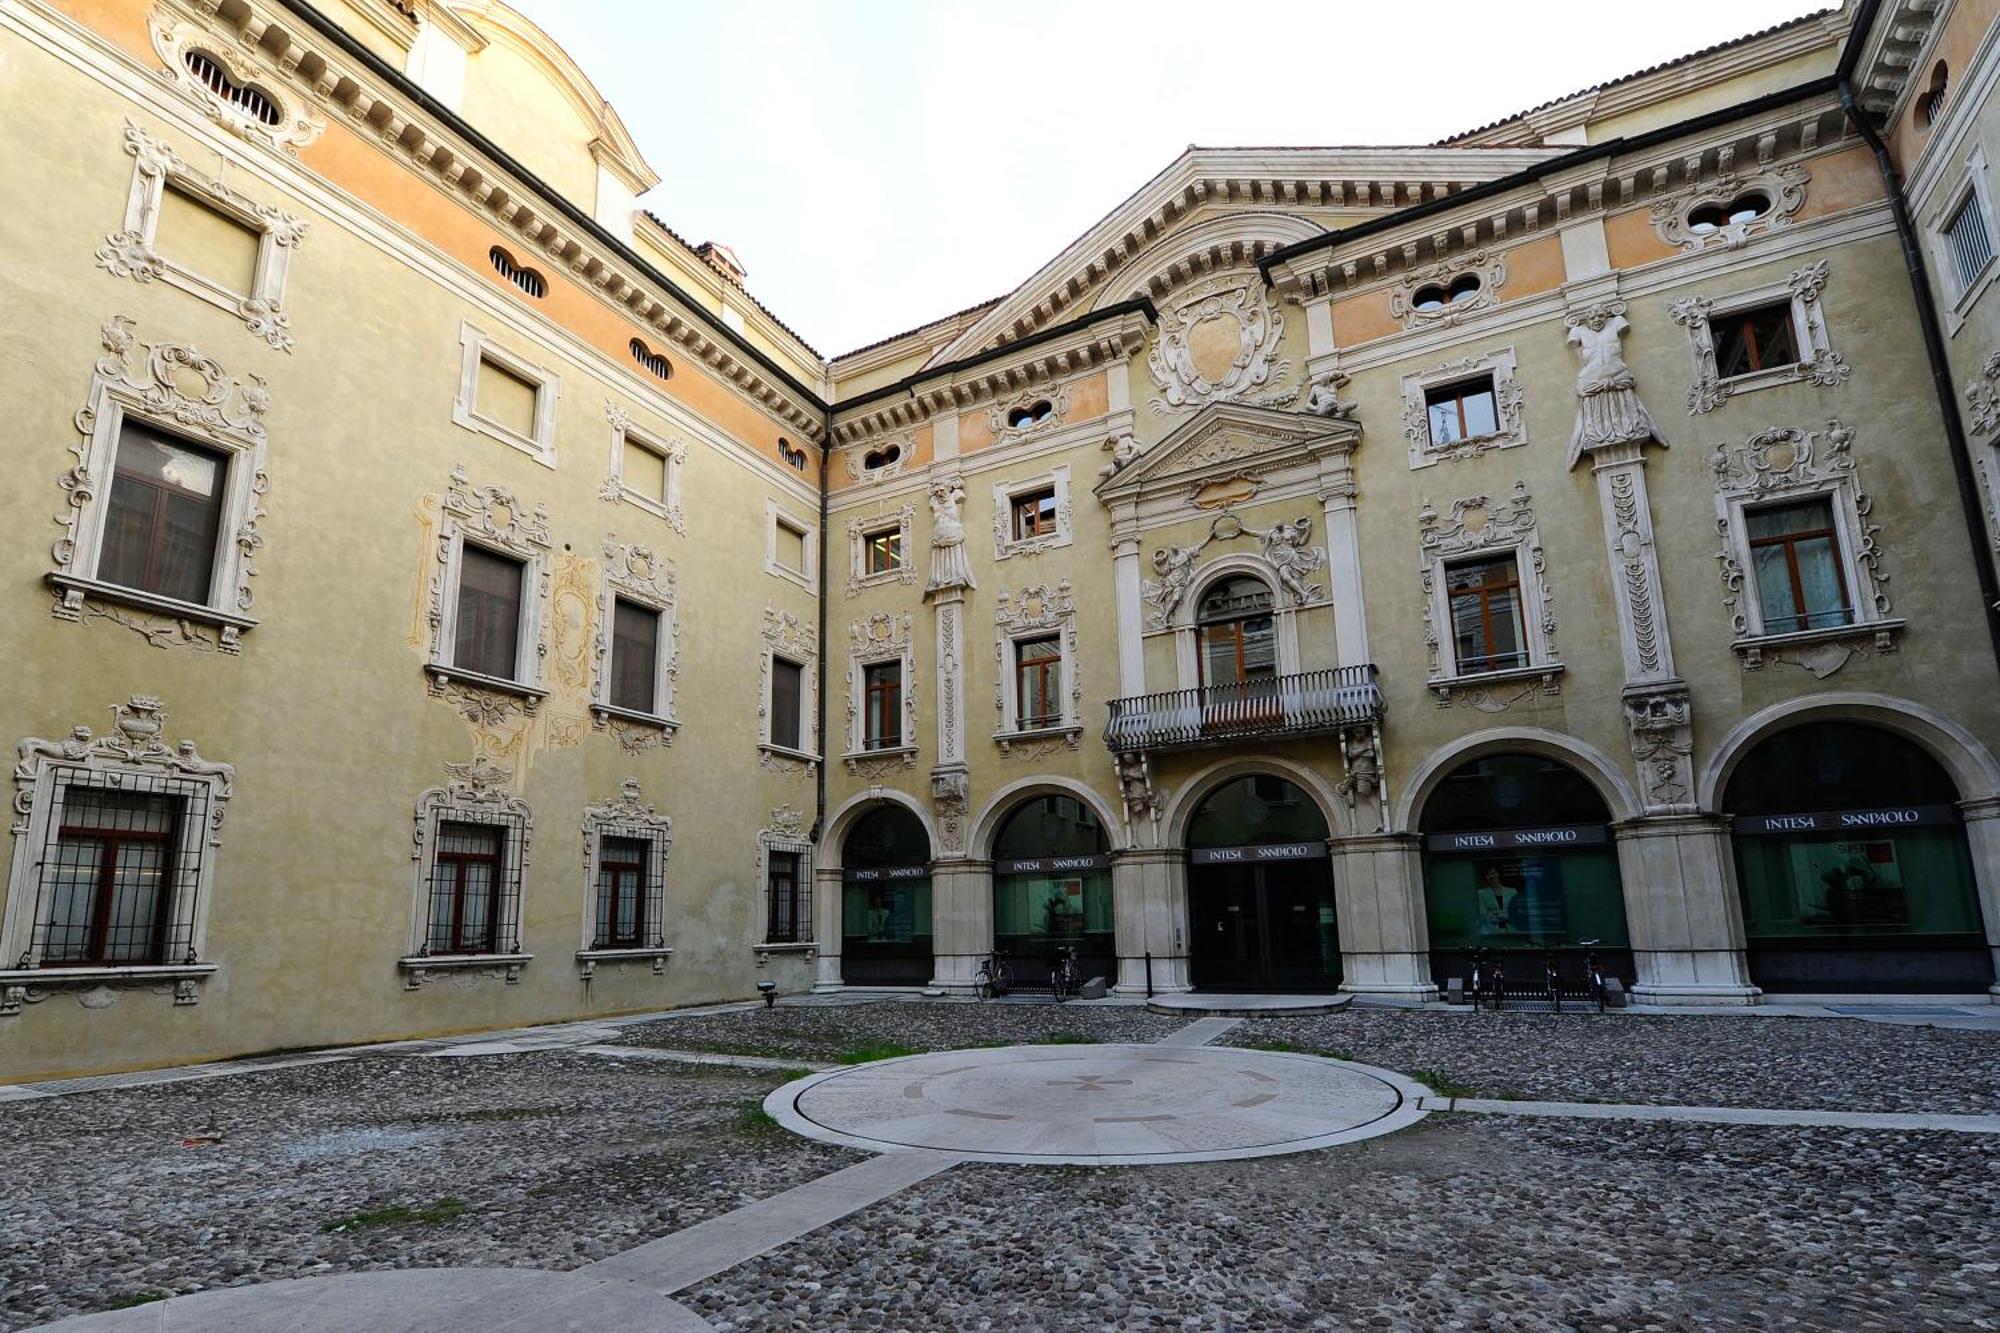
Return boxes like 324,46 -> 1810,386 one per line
1146,992 -> 1352,1017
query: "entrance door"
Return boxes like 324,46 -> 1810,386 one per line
1190,860 -> 1339,991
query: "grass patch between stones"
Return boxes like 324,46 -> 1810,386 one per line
320,1197 -> 467,1233
104,1291 -> 172,1311
1242,1038 -> 1357,1061
835,1043 -> 918,1064
734,1104 -> 783,1138
1408,1068 -> 1482,1100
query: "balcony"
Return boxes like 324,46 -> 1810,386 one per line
1104,666 -> 1383,754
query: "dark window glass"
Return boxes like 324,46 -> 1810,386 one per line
1420,754 -> 1611,833
1011,487 -> 1058,540
863,661 -> 902,749
1015,636 -> 1063,729
1186,775 -> 1329,848
992,795 -> 1106,861
1446,555 -> 1526,674
1724,723 -> 1959,815
43,788 -> 179,966
1747,499 -> 1852,633
1197,577 -> 1276,687
1424,376 -> 1499,446
1712,302 -> 1799,379
767,850 -> 802,943
610,599 -> 660,713
864,528 -> 902,574
595,835 -> 648,948
453,546 -> 524,680
98,423 -> 226,605
770,657 -> 803,750
846,804 -> 929,870
429,821 -> 503,955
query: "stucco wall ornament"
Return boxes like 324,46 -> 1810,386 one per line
1669,261 -> 1849,414
989,384 -> 1071,439
1623,685 -> 1696,814
405,757 -> 532,986
755,805 -> 816,954
11,697 -> 233,842
425,465 -> 552,708
600,403 -> 687,534
579,778 -> 672,970
590,537 -> 678,749
1418,483 -> 1559,692
149,16 -> 326,153
931,766 -> 971,857
1650,164 -> 1808,252
845,612 -> 918,775
759,606 -> 818,774
845,504 -> 918,598
1143,513 -> 1326,629
925,476 -> 976,594
1115,751 -> 1162,837
993,579 -> 1081,753
1146,275 -> 1293,414
1400,348 -> 1526,469
1565,301 -> 1666,467
846,435 -> 912,484
1387,249 -> 1506,329
1304,370 -> 1357,421
1966,350 -> 2000,439
1336,727 -> 1387,833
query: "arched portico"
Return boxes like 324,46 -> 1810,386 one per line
1163,754 -> 1350,846
1698,692 -> 2000,811
969,776 -> 1126,860
1393,726 -> 1642,834
813,793 -> 936,991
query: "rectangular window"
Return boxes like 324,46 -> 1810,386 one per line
1945,194 -> 1995,292
1747,499 -> 1853,633
594,835 -> 649,949
155,184 -> 262,295
1015,635 -> 1063,730
428,821 -> 503,955
770,657 -> 804,750
475,356 -> 540,438
863,661 -> 902,750
41,788 -> 179,966
1425,376 -> 1499,447
863,527 -> 903,575
1712,302 -> 1800,379
1446,554 -> 1527,674
97,422 -> 226,606
1011,487 -> 1059,541
767,850 -> 804,943
454,545 -> 525,680
621,439 -> 668,503
775,519 -> 807,573
610,598 -> 661,714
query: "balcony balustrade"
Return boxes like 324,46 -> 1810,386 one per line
1103,665 -> 1383,754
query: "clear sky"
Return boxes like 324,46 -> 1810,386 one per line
507,0 -> 1832,356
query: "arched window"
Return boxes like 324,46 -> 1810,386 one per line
1421,753 -> 1610,833
1724,723 -> 1957,814
845,803 -> 929,869
994,794 -> 1106,861
1186,774 -> 1328,848
1196,577 -> 1276,686
183,50 -> 281,127
1918,61 -> 1949,129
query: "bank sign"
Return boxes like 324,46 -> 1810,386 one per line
993,854 -> 1111,875
844,864 -> 930,882
1190,843 -> 1324,865
1423,824 -> 1609,853
1733,804 -> 1956,835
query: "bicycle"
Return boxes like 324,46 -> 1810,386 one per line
1048,945 -> 1080,1003
1543,947 -> 1562,1014
1580,939 -> 1607,1013
975,951 -> 1012,1001
1468,948 -> 1494,1011
1485,951 -> 1507,1011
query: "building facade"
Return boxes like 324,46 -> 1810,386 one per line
3,0 -> 1998,1082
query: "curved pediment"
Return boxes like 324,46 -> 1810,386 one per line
1096,402 -> 1361,503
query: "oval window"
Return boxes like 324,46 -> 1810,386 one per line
1688,191 -> 1771,235
1007,399 -> 1055,429
1413,274 -> 1481,312
862,444 -> 902,471
183,50 -> 282,127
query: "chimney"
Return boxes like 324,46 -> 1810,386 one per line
694,241 -> 747,288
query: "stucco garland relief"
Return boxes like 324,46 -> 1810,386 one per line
988,384 -> 1071,440
1387,248 -> 1507,329
1624,684 -> 1695,814
845,504 -> 918,598
1143,512 -> 1326,630
149,15 -> 325,153
1669,260 -> 1849,415
931,766 -> 971,858
1650,164 -> 1808,252
1418,483 -> 1559,698
54,317 -> 270,652
1400,349 -> 1528,469
759,606 -> 817,776
1608,470 -> 1665,677
95,124 -> 307,353
1146,275 -> 1293,415
845,612 -> 918,777
1964,351 -> 2000,439
11,696 -> 232,842
993,579 -> 1081,755
1710,420 -> 1896,676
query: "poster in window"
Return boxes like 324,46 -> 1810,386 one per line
862,885 -> 917,943
1788,839 -> 1910,927
1040,877 -> 1085,938
1473,857 -> 1568,941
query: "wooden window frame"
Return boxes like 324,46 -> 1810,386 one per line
992,466 -> 1074,559
44,795 -> 179,969
593,835 -> 650,950
1422,376 -> 1500,448
1444,554 -> 1529,675
862,660 -> 903,751
97,425 -> 230,610
1710,301 -> 1801,380
1014,635 -> 1064,731
1744,499 -> 1856,634
430,821 -> 504,957
863,527 -> 903,576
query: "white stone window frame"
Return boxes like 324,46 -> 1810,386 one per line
845,504 -> 917,598
94,124 -> 307,353
1169,557 -> 1306,690
1418,485 -> 1563,698
987,383 -> 1071,442
1400,347 -> 1527,470
147,16 -> 325,154
993,579 -> 1083,752
50,317 -> 270,651
600,402 -> 686,534
843,612 -> 919,772
1927,147 -> 2000,332
401,759 -> 534,988
452,323 -> 560,466
754,810 -> 817,957
765,499 -> 818,588
1649,164 -> 1810,253
577,778 -> 674,977
1387,249 -> 1508,330
591,538 -> 679,737
2,696 -> 231,1009
1710,421 -> 1902,664
425,465 -> 553,708
992,464 -> 1074,560
759,608 -> 819,763
1669,261 -> 1850,414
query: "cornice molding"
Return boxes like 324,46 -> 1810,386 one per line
1846,0 -> 1951,122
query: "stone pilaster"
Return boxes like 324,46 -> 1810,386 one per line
1615,815 -> 1761,1004
811,863 -> 845,991
1110,847 -> 1190,995
1317,445 -> 1370,668
928,856 -> 992,994
1328,833 -> 1436,998
1957,796 -> 2000,994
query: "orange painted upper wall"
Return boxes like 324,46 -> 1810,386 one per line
1888,0 -> 2000,169
950,371 -> 1110,460
1502,235 -> 1564,300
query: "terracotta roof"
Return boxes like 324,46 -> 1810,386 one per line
638,210 -> 821,358
832,295 -> 1008,363
1438,8 -> 1837,144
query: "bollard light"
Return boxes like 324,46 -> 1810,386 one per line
756,980 -> 778,1009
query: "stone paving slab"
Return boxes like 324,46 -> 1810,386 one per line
1148,992 -> 1352,1016
1434,1094 -> 2000,1134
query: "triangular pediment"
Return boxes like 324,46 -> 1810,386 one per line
1096,402 -> 1358,502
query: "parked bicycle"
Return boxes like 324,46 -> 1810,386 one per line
975,950 -> 1012,1000
1580,939 -> 1608,1013
1469,947 -> 1506,1011
1543,947 -> 1563,1013
1049,945 -> 1080,1003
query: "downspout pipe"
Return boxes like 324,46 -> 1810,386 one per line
1836,72 -> 2000,671
813,415 -> 831,848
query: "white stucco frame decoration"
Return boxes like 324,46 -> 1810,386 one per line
3,696 -> 231,1011
402,758 -> 534,988
845,504 -> 918,598
843,611 -> 918,773
988,383 -> 1071,442
94,124 -> 307,352
425,464 -> 553,708
148,14 -> 325,153
1146,274 -> 1293,414
1668,260 -> 1850,414
1387,249 -> 1508,329
993,579 -> 1083,752
1710,420 -> 1902,674
764,499 -> 818,587
992,464 -> 1074,560
759,606 -> 819,767
1418,483 -> 1563,701
452,323 -> 560,465
1400,346 -> 1527,469
844,435 -> 912,485
599,401 -> 686,534
1167,555 -> 1307,689
50,317 -> 270,652
591,537 -> 679,744
754,804 -> 817,960
1926,146 -> 2000,331
577,777 -> 673,976
1649,163 -> 1809,252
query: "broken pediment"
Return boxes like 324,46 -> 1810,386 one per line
1096,401 -> 1360,503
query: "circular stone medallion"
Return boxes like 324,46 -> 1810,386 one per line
766,1043 -> 1430,1166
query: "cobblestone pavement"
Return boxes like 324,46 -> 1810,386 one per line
1224,1010 -> 2000,1113
615,999 -> 1187,1062
0,1050 -> 855,1333
686,1116 -> 2000,1332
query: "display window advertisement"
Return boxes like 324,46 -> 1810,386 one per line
990,795 -> 1114,989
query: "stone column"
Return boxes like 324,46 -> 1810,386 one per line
1316,445 -> 1370,668
1109,500 -> 1146,699
811,864 -> 845,991
928,857 -> 991,994
1615,815 -> 1760,1003
1958,796 -> 2000,994
1110,847 -> 1190,995
1328,833 -> 1436,998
